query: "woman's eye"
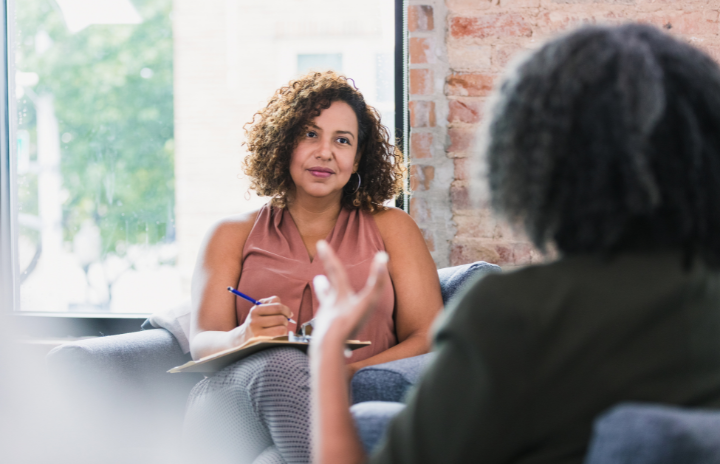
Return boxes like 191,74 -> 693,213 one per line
337,137 -> 350,145
306,131 -> 317,138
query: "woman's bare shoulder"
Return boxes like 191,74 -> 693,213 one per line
371,206 -> 429,256
372,206 -> 419,236
201,207 -> 264,256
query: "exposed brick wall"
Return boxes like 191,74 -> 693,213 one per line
408,0 -> 720,268
407,2 -> 455,266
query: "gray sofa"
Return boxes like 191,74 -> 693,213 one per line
46,261 -> 500,454
46,261 -> 720,462
350,400 -> 720,462
584,403 -> 720,464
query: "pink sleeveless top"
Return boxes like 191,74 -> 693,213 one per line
236,204 -> 397,362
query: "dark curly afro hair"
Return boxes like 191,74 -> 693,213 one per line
243,71 -> 405,212
483,23 -> 720,268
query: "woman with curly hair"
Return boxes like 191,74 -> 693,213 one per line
184,71 -> 442,463
310,24 -> 720,464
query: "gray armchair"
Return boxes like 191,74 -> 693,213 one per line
584,403 -> 720,464
46,261 -> 500,453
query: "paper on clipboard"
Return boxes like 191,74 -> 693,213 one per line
168,335 -> 371,374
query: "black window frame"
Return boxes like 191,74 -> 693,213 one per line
0,0 -> 409,339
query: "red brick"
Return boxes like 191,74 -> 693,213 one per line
447,127 -> 476,157
410,165 -> 419,191
420,165 -> 436,191
410,132 -> 433,159
454,157 -> 471,182
493,44 -> 526,70
495,242 -> 515,265
410,37 -> 433,64
423,165 -> 435,190
451,184 -> 472,211
455,213 -> 502,240
409,101 -> 436,128
420,228 -> 436,252
410,165 -> 435,191
410,69 -> 433,96
637,0 -> 709,4
448,99 -> 483,124
410,197 -> 431,223
450,15 -> 532,40
551,0 -> 632,3
449,45 -> 492,72
450,240 -> 501,266
446,73 -> 496,97
537,11 -> 621,34
450,0 -> 538,7
537,12 -> 591,34
455,215 -> 481,238
500,0 -> 540,5
408,5 -> 434,32
452,239 -> 526,266
452,234 -> 540,266
446,0 -> 493,13
637,11 -> 719,36
512,241 -> 540,265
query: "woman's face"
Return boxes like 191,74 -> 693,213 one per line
289,100 -> 359,202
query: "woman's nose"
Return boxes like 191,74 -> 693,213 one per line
315,138 -> 333,159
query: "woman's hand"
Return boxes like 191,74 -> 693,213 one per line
234,296 -> 293,345
311,240 -> 390,348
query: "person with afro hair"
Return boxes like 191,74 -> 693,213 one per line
310,24 -> 720,464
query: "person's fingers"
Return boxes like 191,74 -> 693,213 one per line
313,274 -> 332,304
316,240 -> 352,298
259,296 -> 281,304
257,315 -> 289,329
261,325 -> 288,338
351,252 -> 389,327
252,302 -> 293,319
363,257 -> 390,311
359,252 -> 389,302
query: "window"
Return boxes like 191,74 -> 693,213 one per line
1,0 -> 406,326
297,53 -> 343,75
13,0 -> 175,315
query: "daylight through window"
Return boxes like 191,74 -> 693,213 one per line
13,0 -> 396,314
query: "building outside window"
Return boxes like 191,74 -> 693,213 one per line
297,53 -> 343,75
11,0 -> 397,315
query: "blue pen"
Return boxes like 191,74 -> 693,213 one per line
227,286 -> 296,324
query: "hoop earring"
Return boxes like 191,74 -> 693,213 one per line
352,172 -> 361,194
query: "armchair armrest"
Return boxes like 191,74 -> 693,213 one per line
584,403 -> 720,464
438,261 -> 501,305
349,262 -> 498,404
46,328 -> 202,447
351,401 -> 405,452
351,353 -> 435,404
47,327 -> 190,376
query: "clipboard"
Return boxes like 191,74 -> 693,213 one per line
169,335 -> 371,374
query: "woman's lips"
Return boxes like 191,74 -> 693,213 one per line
308,167 -> 334,178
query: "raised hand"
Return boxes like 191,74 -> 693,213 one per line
311,240 -> 389,345
309,240 -> 387,464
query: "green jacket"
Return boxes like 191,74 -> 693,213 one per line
371,251 -> 720,464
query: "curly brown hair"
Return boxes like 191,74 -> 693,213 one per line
243,71 -> 405,212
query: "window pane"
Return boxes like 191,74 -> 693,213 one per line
13,0 -> 395,313
297,53 -> 343,75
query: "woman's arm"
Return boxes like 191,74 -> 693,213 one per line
189,211 -> 293,360
347,208 -> 442,375
310,241 -> 390,464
